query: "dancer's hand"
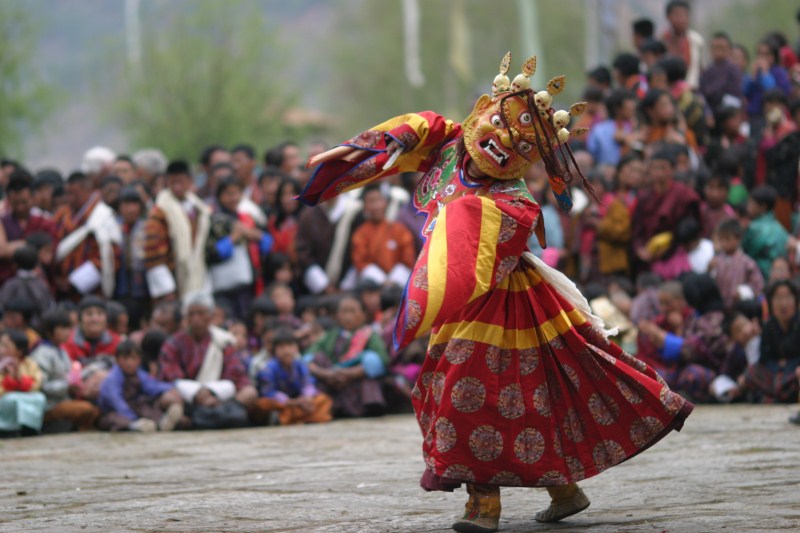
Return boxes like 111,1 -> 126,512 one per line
307,146 -> 366,168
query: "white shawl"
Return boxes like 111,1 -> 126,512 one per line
55,200 -> 122,298
195,326 -> 236,384
155,189 -> 211,298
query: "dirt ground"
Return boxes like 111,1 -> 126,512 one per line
1,404 -> 799,533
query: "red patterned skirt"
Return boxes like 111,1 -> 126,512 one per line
413,261 -> 693,490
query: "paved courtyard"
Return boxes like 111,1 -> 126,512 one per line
1,404 -> 799,533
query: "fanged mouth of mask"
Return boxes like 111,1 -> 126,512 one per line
479,138 -> 510,167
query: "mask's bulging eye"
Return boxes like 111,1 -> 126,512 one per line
518,141 -> 532,152
490,114 -> 503,128
519,112 -> 532,125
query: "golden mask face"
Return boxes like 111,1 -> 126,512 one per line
462,92 -> 548,180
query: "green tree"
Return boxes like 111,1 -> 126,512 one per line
324,0 -> 585,139
0,2 -> 54,157
110,0 -> 296,160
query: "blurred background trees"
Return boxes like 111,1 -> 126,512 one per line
0,2 -> 55,157
3,0 -> 799,169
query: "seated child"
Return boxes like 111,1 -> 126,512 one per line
0,329 -> 46,435
742,185 -> 789,279
710,218 -> 764,311
247,296 -> 278,352
629,272 -> 663,325
266,282 -> 303,330
97,341 -> 184,432
712,312 -> 761,402
30,310 -> 99,432
105,301 -> 130,337
0,245 -> 55,328
700,174 -> 735,238
356,278 -> 384,330
253,328 -> 332,425
3,298 -> 42,352
227,319 -> 252,366
303,294 -> 388,417
743,280 -> 800,404
248,318 -> 280,384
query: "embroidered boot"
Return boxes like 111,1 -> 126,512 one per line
452,483 -> 501,533
534,483 -> 590,523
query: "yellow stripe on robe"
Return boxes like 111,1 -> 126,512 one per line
468,196 -> 502,303
417,208 -> 448,335
374,113 -> 457,174
430,308 -> 587,349
494,262 -> 544,292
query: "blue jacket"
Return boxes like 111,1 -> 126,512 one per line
256,358 -> 317,403
98,364 -> 174,421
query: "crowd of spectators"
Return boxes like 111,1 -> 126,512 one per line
2,0 -> 800,437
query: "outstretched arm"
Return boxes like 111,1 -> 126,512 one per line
298,111 -> 461,206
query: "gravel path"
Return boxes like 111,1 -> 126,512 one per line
1,405 -> 799,532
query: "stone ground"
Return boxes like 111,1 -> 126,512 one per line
1,405 -> 799,533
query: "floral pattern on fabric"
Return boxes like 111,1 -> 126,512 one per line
446,339 -> 475,365
435,417 -> 458,453
469,425 -> 504,462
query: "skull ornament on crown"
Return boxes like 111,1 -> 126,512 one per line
462,52 -> 588,181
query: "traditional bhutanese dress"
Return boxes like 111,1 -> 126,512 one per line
298,111 -> 693,491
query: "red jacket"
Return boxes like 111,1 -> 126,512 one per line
62,328 -> 121,363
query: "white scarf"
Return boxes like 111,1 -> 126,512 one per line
55,200 -> 122,298
195,326 -> 236,384
324,195 -> 363,284
523,252 -> 617,339
155,189 -> 211,298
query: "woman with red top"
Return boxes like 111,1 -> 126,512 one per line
267,178 -> 302,265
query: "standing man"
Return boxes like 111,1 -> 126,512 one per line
699,32 -> 743,112
661,0 -> 705,89
52,172 -> 121,300
143,161 -> 212,301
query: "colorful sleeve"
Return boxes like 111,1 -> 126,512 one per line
297,111 -> 461,206
393,193 -> 539,349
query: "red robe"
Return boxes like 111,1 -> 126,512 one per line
301,111 -> 693,490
